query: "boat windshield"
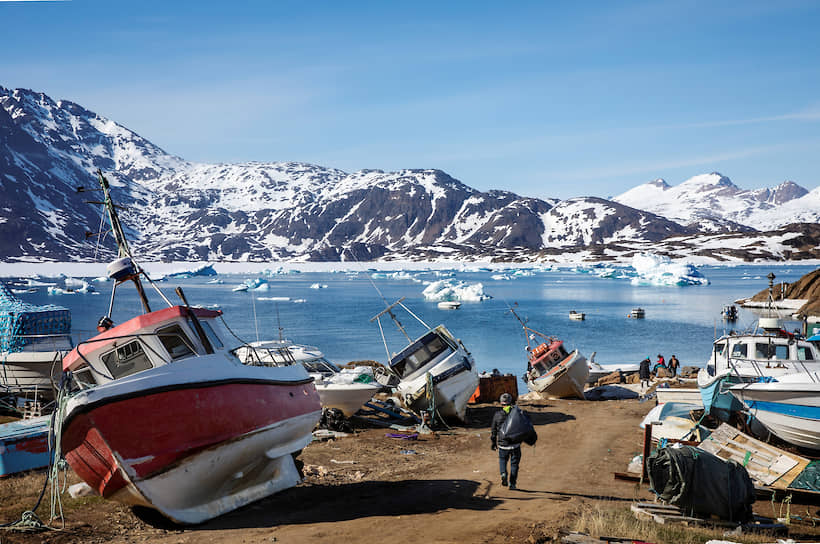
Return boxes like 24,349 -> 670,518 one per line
303,358 -> 340,375
798,346 -> 815,361
101,340 -> 153,380
714,342 -> 726,357
390,331 -> 451,379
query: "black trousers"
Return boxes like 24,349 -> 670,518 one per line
498,446 -> 521,484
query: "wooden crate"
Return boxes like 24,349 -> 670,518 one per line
468,375 -> 518,404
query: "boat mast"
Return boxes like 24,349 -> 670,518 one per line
96,170 -> 152,313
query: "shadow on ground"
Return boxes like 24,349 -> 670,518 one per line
135,478 -> 501,531
465,405 -> 575,428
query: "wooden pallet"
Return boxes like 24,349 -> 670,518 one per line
631,502 -> 786,533
698,423 -> 809,489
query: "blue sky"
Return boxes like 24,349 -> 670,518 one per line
2,0 -> 819,199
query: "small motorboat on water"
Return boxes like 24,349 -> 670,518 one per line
568,311 -> 585,321
0,282 -> 73,401
628,307 -> 645,319
236,339 -> 380,417
437,301 -> 461,310
372,297 -> 479,422
57,171 -> 322,524
509,307 -> 589,399
721,304 -> 738,322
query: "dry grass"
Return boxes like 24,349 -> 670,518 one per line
567,502 -> 777,544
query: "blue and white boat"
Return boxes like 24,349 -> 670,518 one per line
0,415 -> 51,476
730,372 -> 820,451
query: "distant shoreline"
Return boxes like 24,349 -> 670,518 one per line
1,258 -> 818,278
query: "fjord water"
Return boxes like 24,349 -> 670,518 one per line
12,264 -> 815,387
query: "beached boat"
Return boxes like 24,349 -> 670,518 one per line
0,414 -> 51,477
585,353 -> 640,383
654,387 -> 703,407
568,311 -> 585,321
698,276 -> 820,420
628,307 -> 645,319
0,283 -> 73,402
437,301 -> 461,310
730,373 -> 820,451
372,298 -> 479,422
57,171 -> 322,524
236,340 -> 380,417
510,308 -> 589,399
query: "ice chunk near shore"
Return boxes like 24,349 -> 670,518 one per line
166,264 -> 217,279
422,279 -> 491,302
630,253 -> 710,286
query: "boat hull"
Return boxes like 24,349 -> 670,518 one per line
527,350 -> 589,400
0,351 -> 65,399
316,382 -> 380,417
398,355 -> 479,421
0,415 -> 51,477
61,363 -> 321,524
731,380 -> 820,451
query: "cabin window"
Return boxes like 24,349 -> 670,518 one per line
392,335 -> 450,378
730,344 -> 747,358
199,321 -> 224,349
72,365 -> 97,389
755,343 -> 786,359
101,340 -> 153,379
714,342 -> 726,356
773,345 -> 789,360
798,346 -> 814,361
157,324 -> 195,360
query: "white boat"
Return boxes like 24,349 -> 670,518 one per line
586,358 -> 640,383
437,301 -> 461,310
730,372 -> 820,450
236,340 -> 380,417
568,311 -> 585,321
510,307 -> 589,399
654,387 -> 703,407
628,307 -> 645,319
698,274 -> 820,420
372,298 -> 479,422
57,171 -> 322,524
1,283 -> 73,401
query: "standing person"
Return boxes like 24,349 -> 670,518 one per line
639,357 -> 651,391
490,393 -> 522,490
668,354 -> 679,377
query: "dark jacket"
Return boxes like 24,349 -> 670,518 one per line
491,408 -> 520,448
639,358 -> 651,380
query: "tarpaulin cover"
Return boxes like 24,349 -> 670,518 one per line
0,283 -> 70,353
789,460 -> 820,492
499,406 -> 537,446
647,445 -> 755,522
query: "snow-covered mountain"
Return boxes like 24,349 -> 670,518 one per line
614,173 -> 815,232
1,85 -> 818,263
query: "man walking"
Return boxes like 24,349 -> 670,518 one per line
639,356 -> 651,391
490,393 -> 521,490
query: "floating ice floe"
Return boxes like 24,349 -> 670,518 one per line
512,269 -> 534,277
371,271 -> 418,281
292,299 -> 307,303
310,283 -> 328,289
422,279 -> 491,302
629,253 -> 710,287
166,264 -> 217,279
232,285 -> 249,292
491,274 -> 512,281
92,276 -> 109,283
257,296 -> 291,301
206,279 -> 224,284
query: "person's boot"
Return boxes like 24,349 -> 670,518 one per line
509,479 -> 517,490
501,474 -> 508,487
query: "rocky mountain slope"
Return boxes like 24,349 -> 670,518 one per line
1,85 -> 818,263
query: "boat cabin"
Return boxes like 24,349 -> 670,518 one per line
528,340 -> 569,375
710,332 -> 820,374
236,341 -> 341,376
388,326 -> 457,380
63,306 -> 233,388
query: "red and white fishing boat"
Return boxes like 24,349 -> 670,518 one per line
58,171 -> 322,524
510,307 -> 589,400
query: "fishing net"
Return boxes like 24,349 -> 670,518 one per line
0,283 -> 70,353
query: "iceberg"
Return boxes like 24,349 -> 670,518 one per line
166,264 -> 217,279
422,279 -> 491,302
629,253 -> 710,287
